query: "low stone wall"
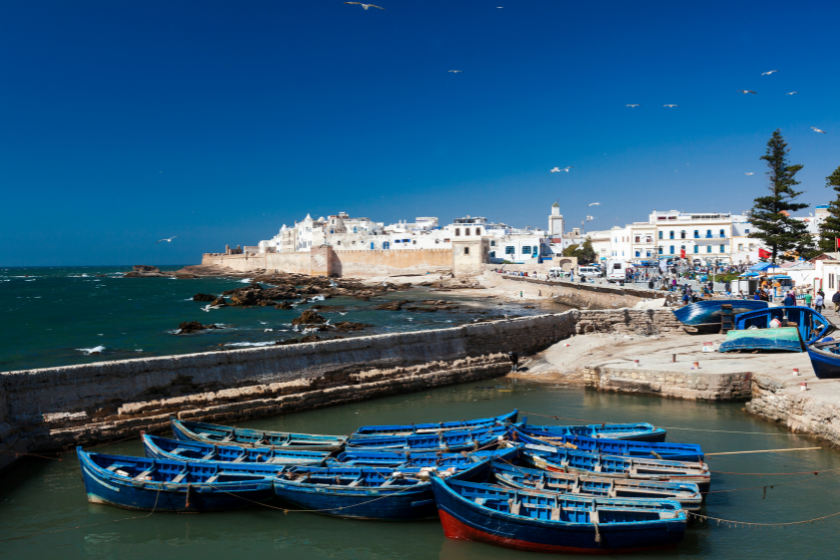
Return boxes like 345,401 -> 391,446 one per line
584,367 -> 752,401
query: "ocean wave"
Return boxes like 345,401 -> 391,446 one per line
77,346 -> 105,355
224,341 -> 275,347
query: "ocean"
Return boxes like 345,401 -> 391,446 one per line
0,266 -> 562,371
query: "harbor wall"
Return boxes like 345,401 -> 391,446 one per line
584,367 -> 753,401
0,308 -> 679,472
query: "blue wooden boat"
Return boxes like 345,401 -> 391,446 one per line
518,419 -> 667,443
522,444 -> 711,493
431,477 -> 687,554
171,418 -> 346,452
352,410 -> 518,437
512,426 -> 703,461
328,447 -> 520,468
807,339 -> 840,379
346,424 -> 508,452
673,299 -> 768,332
732,306 -> 834,346
719,327 -> 804,353
272,455 -> 497,520
77,448 -> 283,512
491,461 -> 703,511
142,434 -> 329,465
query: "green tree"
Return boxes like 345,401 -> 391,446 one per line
561,238 -> 597,263
817,165 -> 840,254
748,129 -> 815,262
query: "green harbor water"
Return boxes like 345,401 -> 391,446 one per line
1,381 -> 839,559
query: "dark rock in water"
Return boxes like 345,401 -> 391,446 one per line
523,306 -> 535,309
291,310 -> 327,325
310,305 -> 347,312
276,334 -> 344,345
211,297 -> 227,306
274,302 -> 293,310
373,300 -> 409,311
123,265 -> 175,278
177,321 -> 222,334
229,289 -> 263,306
332,321 -> 373,332
193,293 -> 217,302
300,334 -> 322,343
404,306 -> 437,313
261,287 -> 298,300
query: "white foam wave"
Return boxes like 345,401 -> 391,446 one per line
77,346 -> 105,355
224,341 -> 274,347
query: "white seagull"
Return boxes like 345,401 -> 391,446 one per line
737,90 -> 757,94
550,166 -> 573,173
588,202 -> 601,207
663,104 -> 679,108
812,127 -> 827,134
344,2 -> 385,9
761,70 -> 778,76
787,91 -> 798,95
625,104 -> 640,108
448,70 -> 462,73
156,236 -> 178,243
744,172 -> 755,176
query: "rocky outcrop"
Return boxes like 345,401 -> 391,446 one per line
192,293 -> 217,302
176,321 -> 223,334
291,310 -> 327,326
374,300 -> 410,311
123,265 -> 175,278
332,322 -> 374,332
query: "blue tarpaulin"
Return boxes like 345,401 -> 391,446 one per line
750,262 -> 776,271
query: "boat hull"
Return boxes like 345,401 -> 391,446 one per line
719,327 -> 804,353
143,434 -> 329,465
807,344 -> 840,379
673,300 -> 768,327
171,418 -> 346,452
346,425 -> 508,453
517,421 -> 667,443
512,428 -> 701,461
733,306 -> 833,345
353,410 -> 518,437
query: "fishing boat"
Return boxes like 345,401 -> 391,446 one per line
672,299 -> 768,332
352,410 -> 518,437
806,339 -> 840,379
522,444 -> 711,493
171,418 -> 346,452
491,461 -> 703,511
731,306 -> 834,346
328,447 -> 520,468
431,477 -> 687,554
272,455 -> 496,520
517,419 -> 667,443
142,434 -> 329,465
718,327 -> 804,353
345,424 -> 508,452
77,448 -> 283,512
512,426 -> 703,461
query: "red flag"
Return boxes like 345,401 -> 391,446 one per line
836,238 -> 840,249
758,248 -> 771,259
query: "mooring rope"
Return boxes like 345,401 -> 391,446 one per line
689,509 -> 840,527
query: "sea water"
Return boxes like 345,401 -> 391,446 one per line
1,382 -> 838,560
0,266 -> 560,371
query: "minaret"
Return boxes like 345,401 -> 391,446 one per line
549,202 -> 564,236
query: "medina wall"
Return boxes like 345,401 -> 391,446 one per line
332,248 -> 453,278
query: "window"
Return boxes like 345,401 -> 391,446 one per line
464,247 -> 470,255
412,240 -> 416,245
658,247 -> 663,255
670,246 -> 675,254
745,229 -> 750,234
635,236 -> 640,243
455,228 -> 460,236
337,240 -> 341,245
694,246 -> 699,254
646,251 -> 651,257
720,245 -> 725,253
522,246 -> 532,254
475,228 -> 481,235
383,241 -> 390,249
533,246 -> 539,255
719,229 -> 725,238
670,231 -> 675,239
659,231 -> 663,239
681,230 -> 686,239
465,228 -> 471,236
490,240 -> 496,246
738,244 -> 743,251
370,242 -> 374,250
706,229 -> 712,238
707,245 -> 712,253
635,251 -> 641,257
489,251 -> 496,258
505,246 -> 515,254
694,230 -> 699,239
831,274 -> 835,290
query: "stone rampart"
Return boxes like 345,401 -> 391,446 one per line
584,367 -> 752,401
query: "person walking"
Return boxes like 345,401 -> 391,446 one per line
815,292 -> 825,314
804,292 -> 813,308
783,291 -> 796,307
508,351 -> 520,372
833,291 -> 840,313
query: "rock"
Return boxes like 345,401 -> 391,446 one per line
332,321 -> 374,332
291,310 -> 327,326
373,300 -> 409,311
176,321 -> 222,334
310,305 -> 347,312
404,306 -> 437,313
274,302 -> 293,310
192,293 -> 217,302
123,265 -> 175,278
230,289 -> 261,306
261,287 -> 298,300
211,297 -> 227,306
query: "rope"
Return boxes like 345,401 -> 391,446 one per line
703,472 -> 840,494
709,468 -> 840,476
690,510 -> 840,527
0,487 -> 162,543
0,450 -> 63,461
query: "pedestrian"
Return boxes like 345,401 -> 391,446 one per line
833,291 -> 840,313
783,291 -> 796,307
804,292 -> 813,308
508,351 -> 520,372
815,292 -> 825,314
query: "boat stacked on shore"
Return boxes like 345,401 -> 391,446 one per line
78,410 -> 710,554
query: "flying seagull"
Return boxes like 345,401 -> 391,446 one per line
737,90 -> 757,94
626,104 -> 640,108
761,70 -> 778,76
812,127 -> 827,134
448,70 -> 462,73
156,236 -> 178,243
588,202 -> 601,207
744,172 -> 754,176
786,91 -> 798,95
344,2 -> 384,9
663,104 -> 679,108
550,166 -> 573,173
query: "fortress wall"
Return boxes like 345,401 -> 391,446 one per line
332,249 -> 452,278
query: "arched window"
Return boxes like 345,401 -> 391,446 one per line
670,246 -> 675,254
659,231 -> 663,239
719,229 -> 725,238
670,231 -> 675,239
706,245 -> 712,253
720,244 -> 726,253
465,228 -> 471,236
455,228 -> 460,236
706,229 -> 712,238
694,230 -> 699,239
694,246 -> 699,254
680,230 -> 686,239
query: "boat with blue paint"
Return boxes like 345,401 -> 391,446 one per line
517,419 -> 667,443
522,444 -> 711,493
431,476 -> 687,554
731,306 -> 834,346
346,424 -> 508,452
491,461 -> 703,511
512,426 -> 703,461
142,434 -> 330,465
171,418 -> 347,452
352,410 -> 518,437
272,454 -> 497,520
719,327 -> 804,353
77,448 -> 283,512
673,299 -> 768,332
807,339 -> 840,379
328,447 -> 519,468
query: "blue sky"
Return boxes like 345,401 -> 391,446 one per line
1,0 -> 838,266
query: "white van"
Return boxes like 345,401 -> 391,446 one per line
606,260 -> 628,283
548,267 -> 566,278
578,266 -> 601,279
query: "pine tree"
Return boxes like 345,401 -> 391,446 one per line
748,130 -> 815,261
817,165 -> 840,253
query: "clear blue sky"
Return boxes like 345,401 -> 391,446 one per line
1,0 -> 838,266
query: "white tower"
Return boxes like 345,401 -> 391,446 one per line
549,202 -> 564,236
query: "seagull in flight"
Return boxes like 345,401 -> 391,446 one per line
550,166 -> 573,173
626,104 -> 640,108
737,90 -> 757,94
663,104 -> 679,108
156,236 -> 178,243
344,2 -> 384,9
744,172 -> 755,176
588,202 -> 601,207
812,127 -> 827,134
761,70 -> 778,76
786,91 -> 798,95
448,70 -> 462,73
